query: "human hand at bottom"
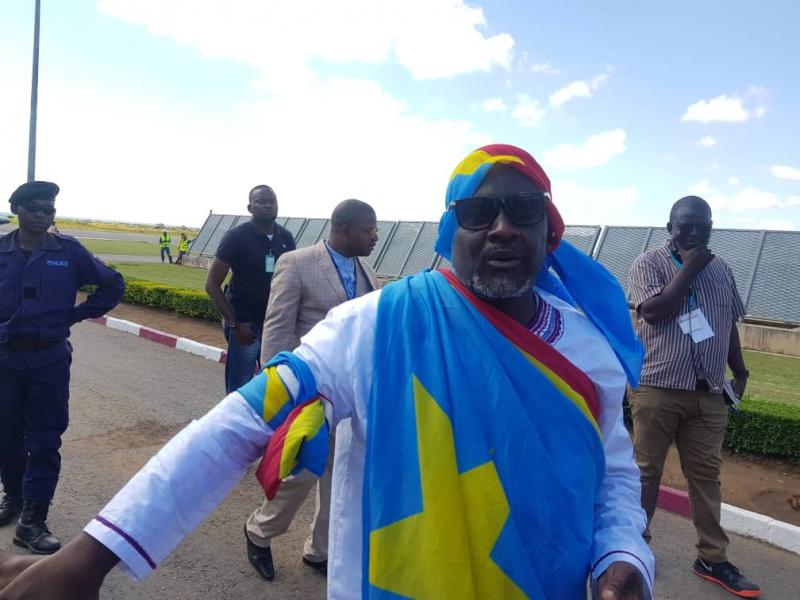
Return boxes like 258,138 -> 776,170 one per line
596,561 -> 647,600
0,534 -> 117,600
0,553 -> 41,592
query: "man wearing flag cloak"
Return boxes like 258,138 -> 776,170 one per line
0,145 -> 654,600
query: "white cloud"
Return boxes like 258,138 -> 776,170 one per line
681,93 -> 766,123
727,176 -> 740,185
543,129 -> 626,170
511,94 -> 545,128
699,135 -> 717,147
770,164 -> 800,180
729,187 -> 782,211
0,0 -> 523,226
551,181 -> 638,225
787,196 -> 800,207
481,97 -> 507,113
686,181 -> 784,212
531,61 -> 558,75
0,47 -> 489,226
98,0 -> 514,84
548,73 -> 609,107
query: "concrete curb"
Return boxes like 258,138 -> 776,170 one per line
87,315 -> 800,556
90,316 -> 227,364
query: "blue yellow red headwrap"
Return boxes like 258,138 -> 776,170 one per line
434,143 -> 644,386
435,144 -> 565,259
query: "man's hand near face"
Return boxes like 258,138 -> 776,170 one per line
678,244 -> 715,274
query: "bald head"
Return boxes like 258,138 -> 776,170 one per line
328,199 -> 378,258
669,196 -> 711,223
668,195 -> 713,250
331,199 -> 376,228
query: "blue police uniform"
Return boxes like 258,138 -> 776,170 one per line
0,230 -> 124,502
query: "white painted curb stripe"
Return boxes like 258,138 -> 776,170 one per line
175,337 -> 225,362
104,317 -> 141,336
721,502 -> 800,555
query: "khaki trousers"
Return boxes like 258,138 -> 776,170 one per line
630,385 -> 730,562
245,435 -> 334,562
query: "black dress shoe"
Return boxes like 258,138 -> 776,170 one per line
245,526 -> 274,581
302,556 -> 327,577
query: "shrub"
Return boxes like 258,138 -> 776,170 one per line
120,278 -> 220,322
725,398 -> 800,462
623,393 -> 800,462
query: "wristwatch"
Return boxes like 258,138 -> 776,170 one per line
227,320 -> 238,329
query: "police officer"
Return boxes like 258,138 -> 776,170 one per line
0,181 -> 124,554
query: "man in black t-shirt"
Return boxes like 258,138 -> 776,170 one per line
205,185 -> 296,393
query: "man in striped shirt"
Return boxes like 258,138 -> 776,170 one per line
629,195 -> 760,598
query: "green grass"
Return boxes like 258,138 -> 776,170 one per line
740,349 -> 800,408
81,238 -> 162,256
113,262 -> 211,291
5,215 -> 197,236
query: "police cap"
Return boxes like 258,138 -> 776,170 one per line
9,181 -> 60,205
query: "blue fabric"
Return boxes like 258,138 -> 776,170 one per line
0,352 -> 71,501
364,270 -> 605,599
237,351 -> 329,478
325,242 -> 357,300
0,231 -> 124,344
223,321 -> 262,394
536,241 -> 644,386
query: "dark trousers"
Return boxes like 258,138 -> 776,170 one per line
0,354 -> 71,502
160,246 -> 172,263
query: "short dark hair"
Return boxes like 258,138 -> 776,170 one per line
331,199 -> 376,228
249,184 -> 275,200
669,195 -> 711,223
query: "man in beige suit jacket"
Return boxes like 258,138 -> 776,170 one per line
244,200 -> 379,582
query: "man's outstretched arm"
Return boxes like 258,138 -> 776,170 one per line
0,365 -> 323,598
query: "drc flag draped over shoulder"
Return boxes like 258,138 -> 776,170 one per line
364,269 -> 606,599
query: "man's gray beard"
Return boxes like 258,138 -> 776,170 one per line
469,272 -> 535,300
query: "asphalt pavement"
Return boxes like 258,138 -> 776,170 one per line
1,323 -> 798,599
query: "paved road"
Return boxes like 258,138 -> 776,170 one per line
0,224 -> 159,242
1,323 -> 798,599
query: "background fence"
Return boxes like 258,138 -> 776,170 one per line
190,214 -> 799,324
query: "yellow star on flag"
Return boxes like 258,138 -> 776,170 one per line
369,377 -> 526,599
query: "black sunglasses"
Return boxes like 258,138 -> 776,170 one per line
449,191 -> 549,231
20,202 -> 56,216
676,222 -> 712,235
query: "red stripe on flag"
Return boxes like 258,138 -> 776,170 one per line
440,269 -> 600,422
256,398 -> 318,500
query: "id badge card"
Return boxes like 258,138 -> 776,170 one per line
265,253 -> 275,274
678,308 -> 714,343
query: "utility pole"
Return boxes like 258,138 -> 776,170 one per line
27,0 -> 41,182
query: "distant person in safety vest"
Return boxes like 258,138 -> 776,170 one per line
175,233 -> 191,266
159,230 -> 172,264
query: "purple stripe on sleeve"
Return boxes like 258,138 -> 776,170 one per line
95,515 -> 157,570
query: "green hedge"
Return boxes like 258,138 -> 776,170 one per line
624,395 -> 800,463
725,398 -> 800,462
121,278 -> 221,321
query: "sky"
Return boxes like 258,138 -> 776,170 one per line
0,0 -> 798,230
